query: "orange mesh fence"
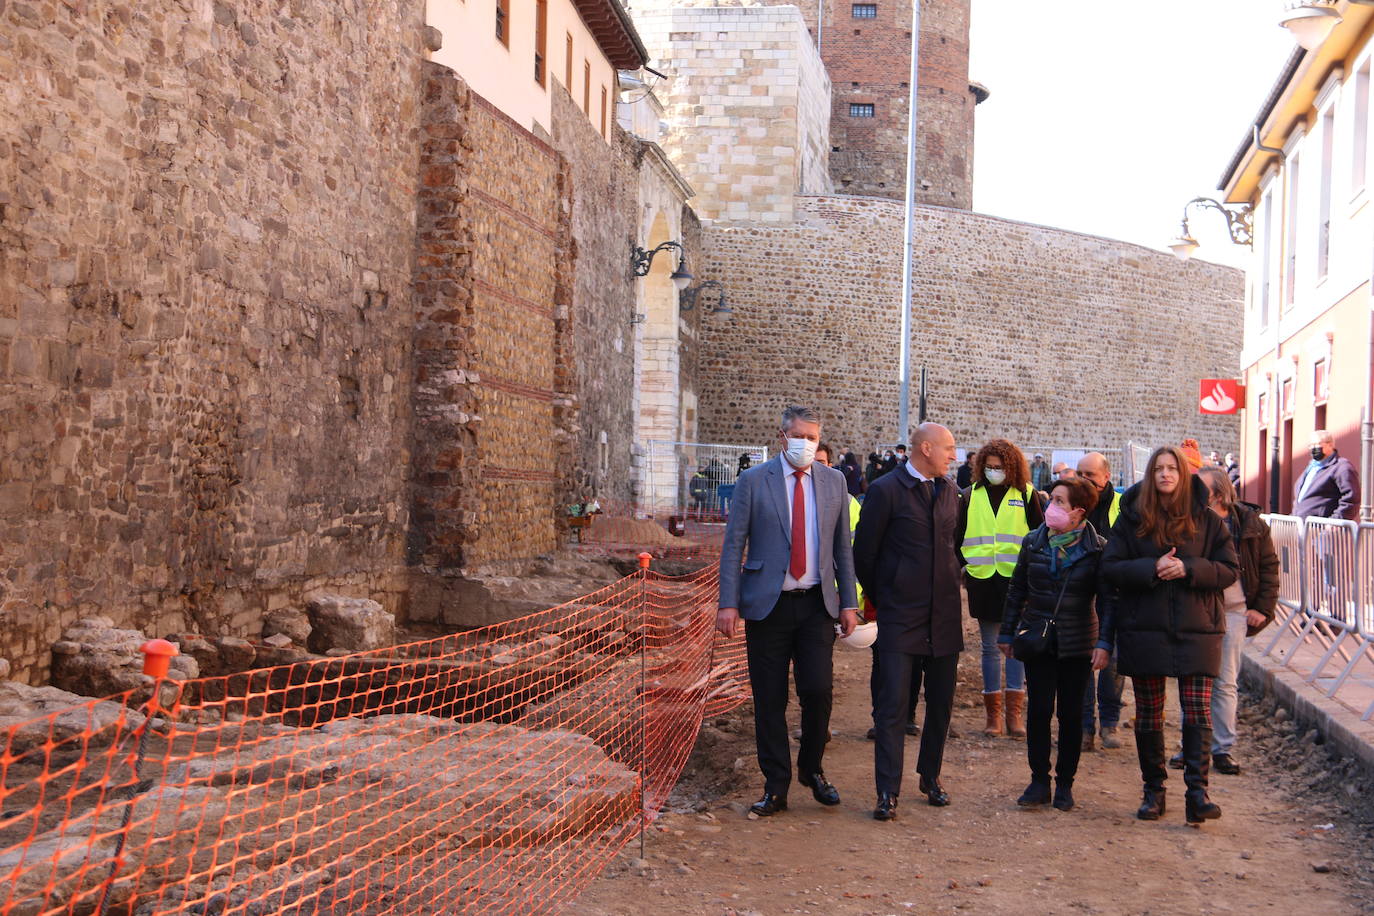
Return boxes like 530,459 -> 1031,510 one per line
0,561 -> 750,915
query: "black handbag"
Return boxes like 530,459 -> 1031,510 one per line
1012,574 -> 1071,662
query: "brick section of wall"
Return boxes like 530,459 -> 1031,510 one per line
0,0 -> 424,681
698,196 -> 1244,457
823,0 -> 974,206
412,69 -> 567,573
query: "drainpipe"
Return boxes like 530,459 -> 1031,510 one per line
1363,306 -> 1374,521
1269,125 -> 1287,515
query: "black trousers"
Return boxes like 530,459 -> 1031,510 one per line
873,650 -> 958,796
869,648 -> 920,723
744,589 -> 836,795
1024,655 -> 1092,783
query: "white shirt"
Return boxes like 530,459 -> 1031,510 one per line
780,454 -> 821,590
905,461 -> 934,483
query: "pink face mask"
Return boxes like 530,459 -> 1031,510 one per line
1045,502 -> 1076,532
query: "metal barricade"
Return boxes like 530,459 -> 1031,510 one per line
1259,515 -> 1307,658
1288,518 -> 1359,678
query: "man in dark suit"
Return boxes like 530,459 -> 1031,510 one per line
853,422 -> 963,820
1292,430 -> 1361,520
717,405 -> 859,817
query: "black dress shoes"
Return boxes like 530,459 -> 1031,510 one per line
873,792 -> 898,821
905,722 -> 921,737
749,792 -> 788,817
918,775 -> 950,807
1212,753 -> 1241,775
798,772 -> 841,806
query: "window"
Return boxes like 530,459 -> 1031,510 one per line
600,85 -> 607,138
565,34 -> 573,90
1257,391 -> 1269,427
852,3 -> 877,17
1284,153 -> 1300,308
1314,358 -> 1328,402
1355,61 -> 1370,192
1281,377 -> 1295,417
495,0 -> 509,46
1317,108 -> 1334,279
850,103 -> 875,118
583,60 -> 590,113
534,0 -> 548,86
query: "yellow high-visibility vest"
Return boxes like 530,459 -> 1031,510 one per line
1105,489 -> 1121,531
962,484 -> 1034,579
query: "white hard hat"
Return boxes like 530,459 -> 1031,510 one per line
838,621 -> 877,650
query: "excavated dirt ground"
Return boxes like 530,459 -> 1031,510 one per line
571,612 -> 1374,915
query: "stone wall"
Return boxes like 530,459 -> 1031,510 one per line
549,86 -> 640,506
0,0 -> 426,682
411,68 -> 569,575
629,3 -> 832,223
698,196 -> 1244,459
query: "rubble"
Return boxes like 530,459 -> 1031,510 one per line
306,594 -> 395,653
50,617 -> 199,700
0,682 -> 148,756
262,608 -> 312,646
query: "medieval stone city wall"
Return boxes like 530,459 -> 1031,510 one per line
752,0 -> 976,206
697,196 -> 1244,460
629,3 -> 832,223
0,0 -> 427,681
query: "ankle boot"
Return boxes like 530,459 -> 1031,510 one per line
1182,724 -> 1222,823
1135,729 -> 1167,820
982,691 -> 1004,736
1052,779 -> 1074,811
1004,689 -> 1027,739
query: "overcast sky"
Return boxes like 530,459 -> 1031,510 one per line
969,2 -> 1300,269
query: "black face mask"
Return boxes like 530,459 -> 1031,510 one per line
1310,445 -> 1327,462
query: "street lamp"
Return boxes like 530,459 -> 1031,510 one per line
1280,0 -> 1374,50
679,279 -> 733,314
1167,197 -> 1253,261
630,240 -> 693,290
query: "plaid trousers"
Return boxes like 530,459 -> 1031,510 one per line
1131,675 -> 1213,731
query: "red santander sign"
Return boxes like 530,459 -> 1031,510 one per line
1199,379 -> 1244,415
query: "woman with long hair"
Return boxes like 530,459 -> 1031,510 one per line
957,438 -> 1044,738
1100,445 -> 1238,825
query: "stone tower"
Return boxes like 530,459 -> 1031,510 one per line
772,0 -> 981,207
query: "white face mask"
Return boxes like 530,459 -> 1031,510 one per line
984,468 -> 1006,486
784,437 -> 818,468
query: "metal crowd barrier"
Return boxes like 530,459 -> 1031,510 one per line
1259,514 -> 1374,720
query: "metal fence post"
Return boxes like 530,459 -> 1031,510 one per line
637,551 -> 652,861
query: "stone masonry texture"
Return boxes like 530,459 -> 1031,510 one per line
0,0 -> 426,683
697,196 -> 1244,460
412,67 -> 568,573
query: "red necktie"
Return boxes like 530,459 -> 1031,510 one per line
790,470 -> 807,580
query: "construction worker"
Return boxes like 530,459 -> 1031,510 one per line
958,439 -> 1045,738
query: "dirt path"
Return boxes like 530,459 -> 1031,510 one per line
571,616 -> 1374,915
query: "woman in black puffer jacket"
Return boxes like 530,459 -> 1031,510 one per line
1100,445 -> 1238,826
998,477 -> 1113,812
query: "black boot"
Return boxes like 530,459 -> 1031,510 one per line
1052,779 -> 1074,811
1135,729 -> 1166,821
1182,725 -> 1222,824
1016,777 -> 1051,807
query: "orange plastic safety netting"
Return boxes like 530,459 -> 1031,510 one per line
0,563 -> 749,915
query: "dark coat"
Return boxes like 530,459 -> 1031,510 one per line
1100,476 -> 1239,679
1084,486 -> 1119,540
853,467 -> 964,657
1230,501 -> 1280,637
955,483 -> 1046,621
999,522 -> 1112,660
1292,451 -> 1361,520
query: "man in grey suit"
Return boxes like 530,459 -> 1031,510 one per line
717,405 -> 860,817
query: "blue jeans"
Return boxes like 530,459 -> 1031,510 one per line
1082,652 -> 1124,731
977,618 -> 1023,692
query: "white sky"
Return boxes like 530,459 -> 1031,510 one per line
969,2 -> 1300,269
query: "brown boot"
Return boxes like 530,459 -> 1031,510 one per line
982,691 -> 1004,736
1005,689 -> 1027,738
